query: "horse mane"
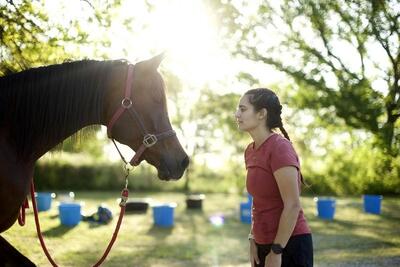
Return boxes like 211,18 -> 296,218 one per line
0,59 -> 128,160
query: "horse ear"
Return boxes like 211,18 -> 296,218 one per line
148,53 -> 165,70
136,53 -> 165,72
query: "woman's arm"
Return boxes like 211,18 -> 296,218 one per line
264,166 -> 301,266
273,166 -> 301,247
249,198 -> 260,266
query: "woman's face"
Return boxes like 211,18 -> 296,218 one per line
235,95 -> 263,132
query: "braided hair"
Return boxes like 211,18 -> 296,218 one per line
244,88 -> 290,140
245,88 -> 306,185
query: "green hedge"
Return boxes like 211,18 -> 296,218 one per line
34,149 -> 400,196
301,146 -> 400,196
33,152 -> 244,194
33,153 -> 185,192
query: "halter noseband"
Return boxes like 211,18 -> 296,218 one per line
107,64 -> 176,166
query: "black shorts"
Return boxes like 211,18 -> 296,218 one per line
255,234 -> 313,267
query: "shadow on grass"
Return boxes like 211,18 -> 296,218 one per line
49,214 -> 59,220
146,225 -> 173,239
85,222 -> 109,229
312,219 -> 398,263
42,224 -> 74,237
105,239 -> 203,267
380,201 -> 400,221
313,231 -> 400,267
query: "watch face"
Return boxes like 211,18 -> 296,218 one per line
271,244 -> 283,254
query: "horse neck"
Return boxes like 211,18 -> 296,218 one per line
2,60 -> 126,162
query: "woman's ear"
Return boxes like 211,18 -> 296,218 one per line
258,108 -> 267,120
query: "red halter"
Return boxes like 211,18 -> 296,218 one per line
107,64 -> 176,166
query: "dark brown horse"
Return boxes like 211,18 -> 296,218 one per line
0,55 -> 189,266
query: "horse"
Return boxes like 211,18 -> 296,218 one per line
0,54 -> 189,266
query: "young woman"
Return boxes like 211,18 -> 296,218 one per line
235,88 -> 313,267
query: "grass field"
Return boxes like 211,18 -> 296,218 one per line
2,192 -> 400,267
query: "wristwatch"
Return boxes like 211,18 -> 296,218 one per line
248,233 -> 254,240
271,243 -> 284,254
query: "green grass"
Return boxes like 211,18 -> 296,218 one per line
2,193 -> 400,266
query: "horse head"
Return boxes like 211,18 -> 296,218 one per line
105,55 -> 189,180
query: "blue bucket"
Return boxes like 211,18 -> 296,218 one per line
152,203 -> 177,227
363,195 -> 382,214
240,202 -> 252,224
316,198 -> 336,220
247,193 -> 253,204
59,203 -> 81,227
35,193 -> 52,212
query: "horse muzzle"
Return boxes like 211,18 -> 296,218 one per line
157,155 -> 189,181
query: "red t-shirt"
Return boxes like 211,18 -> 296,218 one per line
245,133 -> 311,244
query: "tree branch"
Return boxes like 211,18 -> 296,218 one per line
250,47 -> 336,95
81,0 -> 95,10
9,1 -> 45,33
289,34 -> 341,75
332,1 -> 366,76
370,4 -> 397,70
308,2 -> 360,81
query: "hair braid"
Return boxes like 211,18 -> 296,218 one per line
245,88 -> 308,185
279,126 -> 290,141
245,88 -> 292,141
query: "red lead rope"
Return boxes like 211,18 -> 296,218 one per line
18,198 -> 29,226
21,179 -> 129,267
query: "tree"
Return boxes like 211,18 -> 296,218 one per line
193,90 -> 251,192
195,90 -> 248,154
164,70 -> 250,192
0,0 -> 122,75
0,0 -> 124,155
211,0 -> 399,155
164,71 -> 219,193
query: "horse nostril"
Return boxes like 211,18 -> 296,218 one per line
181,156 -> 189,169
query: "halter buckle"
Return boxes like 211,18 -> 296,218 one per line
121,98 -> 133,109
143,134 -> 157,148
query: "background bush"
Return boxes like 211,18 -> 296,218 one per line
34,148 -> 399,197
302,146 -> 400,196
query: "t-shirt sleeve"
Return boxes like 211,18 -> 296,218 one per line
270,139 -> 300,173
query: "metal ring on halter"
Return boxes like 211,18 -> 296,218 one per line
121,98 -> 133,109
124,162 -> 133,174
143,134 -> 157,148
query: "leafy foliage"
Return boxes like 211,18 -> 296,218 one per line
0,0 -> 124,75
0,0 -> 123,155
195,90 -> 250,154
211,0 -> 400,155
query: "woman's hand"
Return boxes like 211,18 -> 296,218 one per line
249,239 -> 259,267
265,252 -> 282,267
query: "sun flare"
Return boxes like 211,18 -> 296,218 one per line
142,1 -> 224,85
